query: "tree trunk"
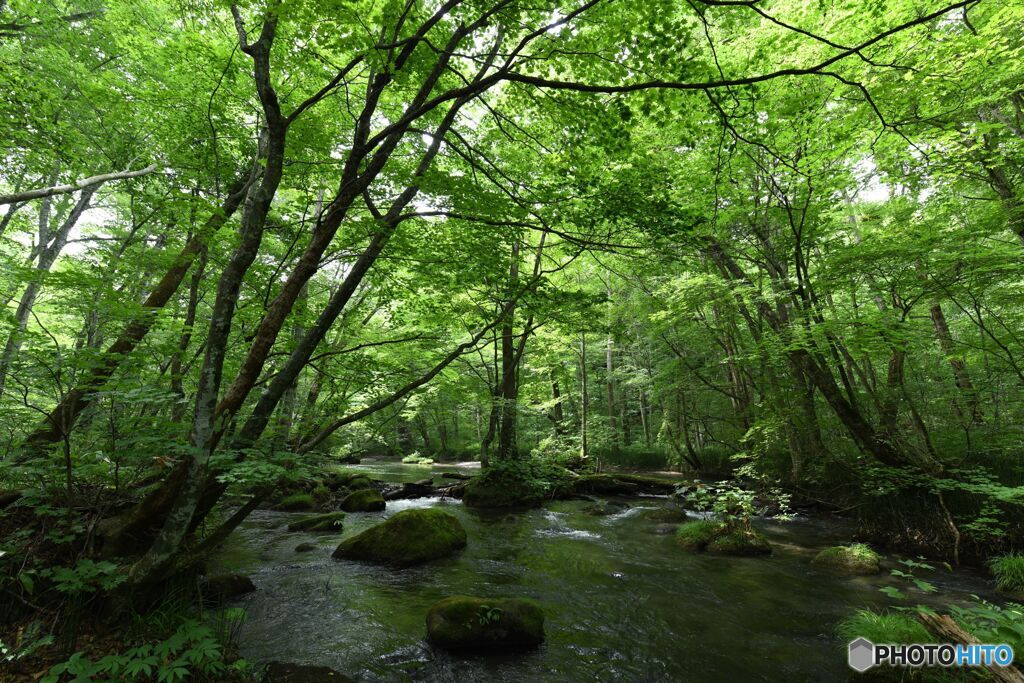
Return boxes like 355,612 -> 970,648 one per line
930,302 -> 982,423
497,240 -> 520,460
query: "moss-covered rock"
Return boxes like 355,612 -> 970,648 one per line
333,508 -> 467,567
426,596 -> 544,650
707,528 -> 772,556
346,475 -> 374,491
812,544 -> 881,574
274,493 -> 316,512
287,511 -> 346,533
324,470 -> 373,492
675,520 -> 720,551
340,487 -> 386,512
676,521 -> 772,556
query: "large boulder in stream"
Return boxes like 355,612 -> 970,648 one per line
333,508 -> 467,566
287,511 -> 345,532
426,596 -> 544,650
811,544 -> 881,574
340,488 -> 386,512
675,520 -> 772,556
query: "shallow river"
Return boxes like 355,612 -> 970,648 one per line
212,460 -> 999,682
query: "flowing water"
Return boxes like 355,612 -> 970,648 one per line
212,461 -> 999,682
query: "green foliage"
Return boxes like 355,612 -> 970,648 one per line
836,610 -> 933,645
949,600 -> 1024,655
40,620 -> 234,683
597,445 -> 668,470
990,554 -> 1024,594
685,482 -> 757,530
41,559 -> 125,596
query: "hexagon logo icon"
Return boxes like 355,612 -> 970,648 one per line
848,637 -> 875,672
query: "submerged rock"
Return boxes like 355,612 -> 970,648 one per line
295,542 -> 317,553
340,488 -> 386,512
643,507 -> 689,523
676,520 -> 772,556
201,573 -> 255,603
426,596 -> 544,650
384,480 -> 436,500
463,475 -> 544,509
333,508 -> 467,566
262,662 -> 354,682
811,544 -> 881,574
569,473 -> 677,497
581,500 -> 629,516
287,511 -> 345,533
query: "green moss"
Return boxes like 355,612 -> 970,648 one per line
675,520 -> 720,551
275,493 -> 316,511
402,454 -> 435,465
333,508 -> 467,567
324,469 -> 373,491
312,484 -> 331,504
707,528 -> 772,556
287,511 -> 345,533
339,487 -> 385,512
990,553 -> 1024,594
426,596 -> 544,650
346,476 -> 374,491
812,544 -> 881,574
836,609 -> 933,645
676,520 -> 771,556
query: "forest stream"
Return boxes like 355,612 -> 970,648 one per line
211,461 -> 1000,682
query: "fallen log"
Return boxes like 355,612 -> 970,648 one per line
917,612 -> 1024,683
